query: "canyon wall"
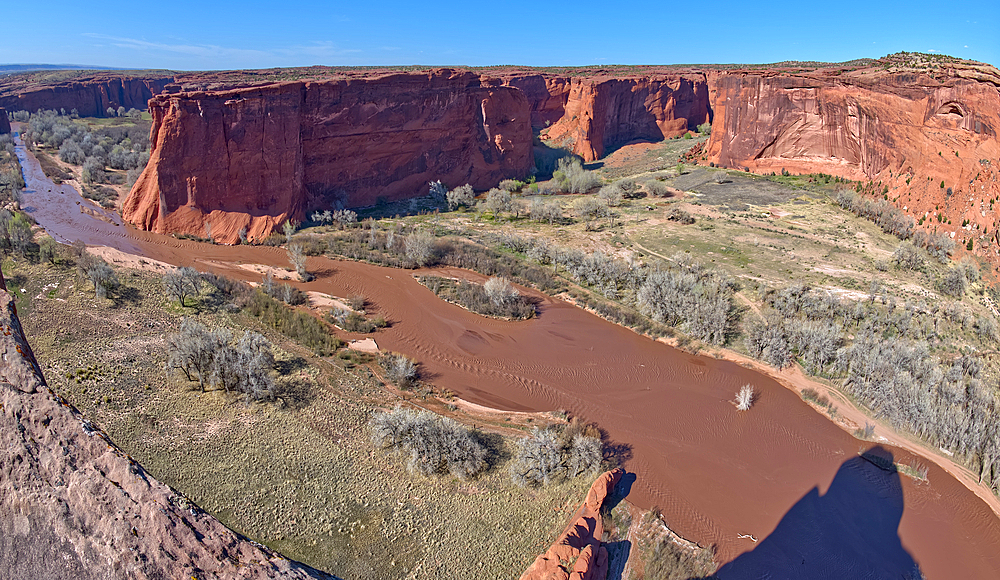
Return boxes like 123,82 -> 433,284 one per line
122,69 -> 534,243
704,61 -> 1000,259
505,73 -> 711,161
0,73 -> 174,117
0,108 -> 9,134
0,271 -> 336,580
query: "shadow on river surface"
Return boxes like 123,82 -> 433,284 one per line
705,446 -> 921,580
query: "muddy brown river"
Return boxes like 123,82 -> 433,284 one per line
14,127 -> 1000,578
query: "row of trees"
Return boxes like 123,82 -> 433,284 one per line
494,233 -> 739,345
837,190 -> 954,262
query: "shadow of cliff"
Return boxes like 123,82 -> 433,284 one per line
703,446 -> 922,580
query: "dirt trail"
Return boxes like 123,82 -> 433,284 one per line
14,132 -> 1000,578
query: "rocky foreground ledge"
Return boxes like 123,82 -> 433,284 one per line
0,271 -> 336,580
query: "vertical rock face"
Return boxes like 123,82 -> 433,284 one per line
0,74 -> 174,117
0,272 -> 337,580
0,108 -> 10,134
122,69 -> 534,243
507,73 -> 711,161
519,468 -> 624,580
704,63 -> 1000,259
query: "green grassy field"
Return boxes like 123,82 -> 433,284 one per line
12,258 -> 594,579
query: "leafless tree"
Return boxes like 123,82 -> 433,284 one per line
404,230 -> 434,267
287,242 -> 310,281
370,407 -> 487,479
163,266 -> 201,306
446,183 -> 475,210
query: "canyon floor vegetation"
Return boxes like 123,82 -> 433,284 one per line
6,254 -> 605,580
298,135 -> 1000,498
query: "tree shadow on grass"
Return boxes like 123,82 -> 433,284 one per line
471,429 -> 512,476
700,446 -> 922,580
275,378 -> 316,410
111,284 -> 141,306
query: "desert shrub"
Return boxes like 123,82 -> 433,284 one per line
447,183 -> 475,210
554,157 -> 600,193
81,184 -> 118,208
973,316 -> 998,343
641,522 -> 718,580
511,428 -> 565,487
245,289 -> 341,355
892,241 -> 924,271
636,264 -> 738,345
645,180 -> 670,197
380,352 -> 418,387
788,318 -> 842,373
405,230 -> 435,267
939,266 -> 967,297
529,199 -> 563,224
696,122 -> 712,135
201,272 -> 251,302
575,197 -> 609,220
260,272 -> 306,305
959,258 -> 981,284
498,179 -> 524,192
297,235 -> 327,256
370,407 -> 488,479
327,308 -> 382,333
420,276 -> 535,320
836,190 -> 915,239
665,207 -> 694,224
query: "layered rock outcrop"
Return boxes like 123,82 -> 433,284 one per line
0,73 -> 174,118
122,69 -> 534,243
0,108 -> 10,134
704,59 -> 1000,259
506,73 -> 710,161
520,468 -> 624,580
0,272 -> 336,580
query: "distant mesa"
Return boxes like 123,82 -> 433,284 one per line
3,54 -> 998,256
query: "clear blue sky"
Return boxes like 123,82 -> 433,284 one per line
2,1 -> 997,70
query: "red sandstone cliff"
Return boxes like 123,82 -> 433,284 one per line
520,468 -> 624,580
122,69 -> 533,243
0,272 -> 337,579
505,73 -> 710,161
704,57 -> 1000,261
0,72 -> 174,118
0,108 -> 10,134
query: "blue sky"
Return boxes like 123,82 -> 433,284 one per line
2,1 -> 997,70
